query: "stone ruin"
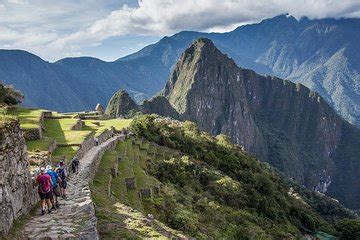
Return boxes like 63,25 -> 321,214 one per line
125,177 -> 136,189
145,158 -> 153,173
42,111 -> 52,118
92,121 -> 100,126
110,167 -> 118,178
0,120 -> 37,235
70,119 -> 84,130
138,188 -> 152,199
95,103 -> 104,115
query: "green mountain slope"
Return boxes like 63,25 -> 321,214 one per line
91,115 -> 358,239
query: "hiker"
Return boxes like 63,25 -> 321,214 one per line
57,161 -> 67,200
46,165 -> 61,209
36,167 -> 53,215
94,137 -> 99,146
71,156 -> 79,174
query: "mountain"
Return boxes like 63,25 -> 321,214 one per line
1,15 -> 359,124
119,15 -> 360,126
0,50 -> 88,111
105,89 -> 138,118
0,51 -> 167,112
107,38 -> 360,210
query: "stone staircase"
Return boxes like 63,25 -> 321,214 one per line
21,135 -> 124,239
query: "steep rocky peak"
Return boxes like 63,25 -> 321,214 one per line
179,38 -> 236,65
105,89 -> 138,118
163,38 -> 239,114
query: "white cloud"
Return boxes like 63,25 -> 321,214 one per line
1,0 -> 360,61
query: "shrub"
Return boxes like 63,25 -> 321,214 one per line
335,219 -> 360,240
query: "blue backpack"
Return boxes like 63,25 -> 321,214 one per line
47,170 -> 58,187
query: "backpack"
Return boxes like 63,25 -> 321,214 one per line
38,174 -> 51,193
47,170 -> 58,187
72,158 -> 79,166
58,168 -> 67,181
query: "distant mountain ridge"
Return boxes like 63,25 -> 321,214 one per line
107,38 -> 360,210
0,15 -> 359,126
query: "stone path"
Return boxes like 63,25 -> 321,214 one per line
22,135 -> 122,239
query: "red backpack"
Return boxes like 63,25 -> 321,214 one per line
38,174 -> 51,193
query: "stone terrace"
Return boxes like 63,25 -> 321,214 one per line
21,135 -> 123,239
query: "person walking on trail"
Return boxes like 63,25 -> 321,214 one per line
46,165 -> 61,209
36,167 -> 53,215
71,156 -> 79,174
57,161 -> 68,200
94,137 -> 99,146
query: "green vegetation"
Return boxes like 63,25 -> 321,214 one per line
44,118 -> 92,145
91,139 -> 185,239
335,219 -> 360,240
0,82 -> 23,106
104,89 -> 139,118
51,146 -> 80,163
26,137 -> 54,152
6,107 -> 44,129
90,115 -> 359,239
0,106 -> 131,167
83,118 -> 132,136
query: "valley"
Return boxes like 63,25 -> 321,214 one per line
0,8 -> 359,239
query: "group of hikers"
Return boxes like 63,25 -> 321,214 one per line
35,157 -> 80,215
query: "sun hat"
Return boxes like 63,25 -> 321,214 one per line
40,167 -> 46,173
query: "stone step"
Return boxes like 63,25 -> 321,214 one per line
21,135 -> 124,239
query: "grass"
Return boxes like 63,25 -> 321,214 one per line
83,119 -> 132,137
26,137 -> 54,152
96,138 -> 170,214
4,107 -> 44,129
44,118 -> 93,145
90,138 -> 186,239
51,146 -> 79,163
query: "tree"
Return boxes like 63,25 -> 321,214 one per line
0,82 -> 24,105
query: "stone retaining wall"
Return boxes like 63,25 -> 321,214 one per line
75,134 -> 96,160
23,127 -> 43,141
97,128 -> 115,145
23,111 -> 49,141
0,120 -> 37,236
87,135 -> 124,182
48,139 -> 57,154
70,119 -> 84,130
42,111 -> 52,119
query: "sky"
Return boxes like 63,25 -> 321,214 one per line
1,0 -> 360,62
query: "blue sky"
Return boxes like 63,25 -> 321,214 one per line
1,0 -> 360,62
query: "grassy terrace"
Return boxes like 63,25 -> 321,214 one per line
1,107 -> 44,129
1,106 -> 131,165
91,137 -> 185,239
44,118 -> 92,145
83,119 -> 132,137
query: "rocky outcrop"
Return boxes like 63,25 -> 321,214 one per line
140,38 -> 360,209
105,90 -> 139,118
0,120 -> 37,235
